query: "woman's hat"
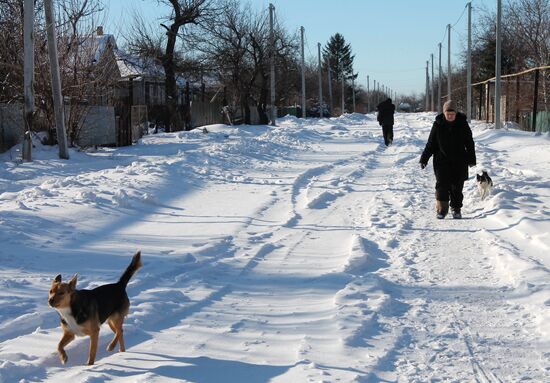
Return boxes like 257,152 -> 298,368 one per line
443,100 -> 456,112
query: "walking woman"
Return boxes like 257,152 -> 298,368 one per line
420,100 -> 476,219
377,98 -> 395,146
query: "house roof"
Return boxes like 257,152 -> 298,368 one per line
93,34 -> 117,63
91,29 -> 217,89
113,49 -> 164,80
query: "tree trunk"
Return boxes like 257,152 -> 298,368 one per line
163,24 -> 183,132
241,92 -> 250,125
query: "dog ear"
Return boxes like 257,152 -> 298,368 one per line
68,274 -> 78,290
53,274 -> 62,284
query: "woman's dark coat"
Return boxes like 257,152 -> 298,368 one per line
420,112 -> 476,182
377,99 -> 395,126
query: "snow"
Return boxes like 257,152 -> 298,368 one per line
1,113 -> 549,382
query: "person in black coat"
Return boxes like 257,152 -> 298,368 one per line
377,98 -> 395,146
420,100 -> 476,219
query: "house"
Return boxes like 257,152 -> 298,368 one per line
91,27 -> 222,128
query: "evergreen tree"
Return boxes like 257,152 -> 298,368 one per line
322,33 -> 357,81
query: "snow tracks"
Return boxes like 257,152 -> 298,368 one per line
2,115 -> 548,382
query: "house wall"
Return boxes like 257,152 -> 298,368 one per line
0,104 -> 23,153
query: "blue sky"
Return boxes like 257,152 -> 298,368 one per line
105,0 -> 497,96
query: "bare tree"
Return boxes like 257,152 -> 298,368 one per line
126,0 -> 215,131
193,0 -> 252,122
1,0 -> 113,146
0,0 -> 27,104
55,0 -> 111,145
194,0 -> 298,124
505,0 -> 550,67
244,4 -> 271,123
504,0 -> 550,108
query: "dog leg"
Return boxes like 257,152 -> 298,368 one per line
57,331 -> 75,364
107,319 -> 118,352
87,330 -> 99,365
117,321 -> 126,352
107,314 -> 126,352
111,315 -> 126,352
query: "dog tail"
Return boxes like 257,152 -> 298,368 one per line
118,251 -> 142,288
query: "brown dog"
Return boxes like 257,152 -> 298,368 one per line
48,251 -> 142,365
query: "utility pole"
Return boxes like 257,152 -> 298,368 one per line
352,76 -> 356,113
300,26 -> 306,118
425,61 -> 430,111
327,59 -> 333,115
340,60 -> 345,114
467,2 -> 472,122
269,3 -> 276,126
318,42 -> 323,117
431,54 -> 435,111
373,79 -> 376,109
447,24 -> 452,101
44,0 -> 69,159
367,75 -> 370,113
495,0 -> 502,129
438,43 -> 442,112
23,0 -> 34,161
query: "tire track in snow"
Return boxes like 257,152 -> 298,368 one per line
149,136 -> 394,381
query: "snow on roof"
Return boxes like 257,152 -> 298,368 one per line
93,34 -> 117,63
90,30 -> 210,88
113,48 -> 164,79
114,50 -> 194,87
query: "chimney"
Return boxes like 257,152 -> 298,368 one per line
97,26 -> 103,36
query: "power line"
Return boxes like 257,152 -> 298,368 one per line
437,3 -> 469,48
452,4 -> 469,29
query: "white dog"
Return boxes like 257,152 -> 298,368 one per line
476,171 -> 493,200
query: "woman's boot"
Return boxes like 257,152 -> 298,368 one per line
436,200 -> 449,219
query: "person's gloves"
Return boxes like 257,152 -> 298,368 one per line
420,161 -> 427,169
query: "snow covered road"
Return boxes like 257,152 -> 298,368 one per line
1,113 -> 548,382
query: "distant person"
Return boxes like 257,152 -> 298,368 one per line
420,100 -> 476,219
377,98 -> 395,146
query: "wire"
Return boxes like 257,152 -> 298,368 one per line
303,28 -> 315,61
452,3 -> 469,29
437,3 -> 469,48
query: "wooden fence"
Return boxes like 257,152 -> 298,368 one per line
471,65 -> 550,132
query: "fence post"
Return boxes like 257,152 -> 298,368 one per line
127,78 -> 134,145
185,81 -> 191,130
478,85 -> 483,120
532,69 -> 539,132
505,78 -> 510,122
485,83 -> 491,123
515,75 -> 520,123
